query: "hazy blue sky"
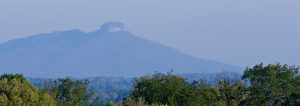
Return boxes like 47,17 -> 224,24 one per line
0,0 -> 300,67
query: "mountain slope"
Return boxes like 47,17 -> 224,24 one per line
0,22 -> 242,78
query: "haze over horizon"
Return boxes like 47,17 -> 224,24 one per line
1,0 -> 300,67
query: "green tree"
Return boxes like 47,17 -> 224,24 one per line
290,75 -> 300,105
242,63 -> 300,105
190,80 -> 216,106
0,74 -> 56,106
214,79 -> 247,106
43,77 -> 94,106
129,72 -> 195,106
190,75 -> 247,106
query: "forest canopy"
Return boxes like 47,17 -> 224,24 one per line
0,63 -> 300,106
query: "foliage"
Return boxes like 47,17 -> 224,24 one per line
0,74 -> 56,105
2,63 -> 300,106
242,63 -> 300,105
130,72 -> 193,106
128,63 -> 300,106
42,77 -> 95,106
128,72 -> 247,106
30,77 -> 132,105
214,79 -> 247,106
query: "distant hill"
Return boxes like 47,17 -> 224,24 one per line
0,22 -> 242,78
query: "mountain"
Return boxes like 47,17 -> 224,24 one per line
0,22 -> 242,78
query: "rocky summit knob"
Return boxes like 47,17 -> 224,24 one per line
100,22 -> 126,32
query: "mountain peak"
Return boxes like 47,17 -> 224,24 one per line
99,22 -> 127,32
0,23 -> 242,78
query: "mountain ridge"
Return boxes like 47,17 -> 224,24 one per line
0,22 -> 243,78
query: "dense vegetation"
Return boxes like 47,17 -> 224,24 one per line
29,77 -> 133,105
0,74 -> 56,105
1,63 -> 300,106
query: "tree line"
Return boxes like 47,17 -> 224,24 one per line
0,63 -> 300,106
